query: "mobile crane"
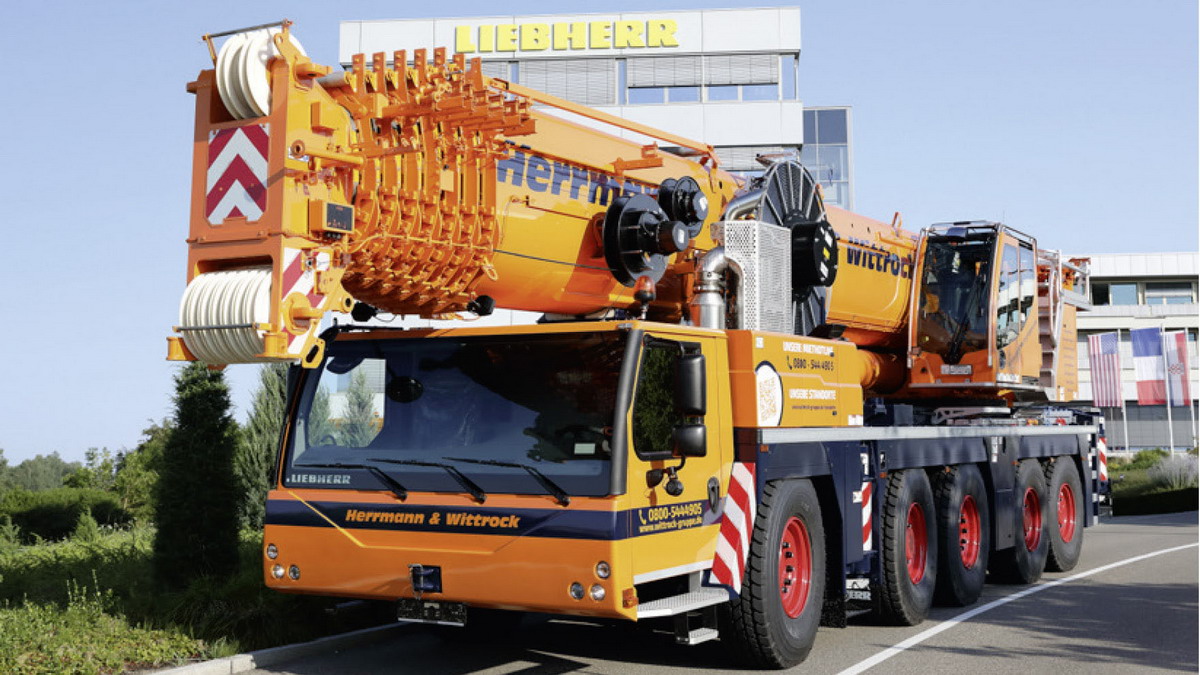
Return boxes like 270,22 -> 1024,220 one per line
168,23 -> 1106,668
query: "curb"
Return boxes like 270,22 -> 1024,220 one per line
153,622 -> 412,674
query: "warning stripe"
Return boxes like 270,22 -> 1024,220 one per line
206,124 -> 269,224
1097,437 -> 1108,482
861,481 -> 874,551
279,248 -> 325,355
711,462 -> 756,595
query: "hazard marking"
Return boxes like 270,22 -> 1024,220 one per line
206,124 -> 269,223
281,248 -> 324,355
711,462 -> 756,595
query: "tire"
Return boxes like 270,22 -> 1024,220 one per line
1044,457 -> 1084,572
875,469 -> 938,625
724,479 -> 826,669
932,464 -> 990,606
989,459 -> 1050,584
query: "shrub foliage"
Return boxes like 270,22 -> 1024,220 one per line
154,363 -> 241,589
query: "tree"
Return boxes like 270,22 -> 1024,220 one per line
235,363 -> 289,529
63,447 -> 117,491
154,363 -> 241,589
308,385 -> 335,445
6,452 -> 80,492
339,370 -> 379,447
114,420 -> 171,522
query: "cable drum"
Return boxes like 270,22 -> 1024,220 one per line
179,267 -> 272,363
215,29 -> 306,120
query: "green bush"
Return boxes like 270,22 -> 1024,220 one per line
1125,449 -> 1170,471
0,525 -> 155,606
72,508 -> 101,544
1148,455 -> 1199,491
0,579 -> 205,675
0,488 -> 131,544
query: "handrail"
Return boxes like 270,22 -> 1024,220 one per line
490,79 -> 720,168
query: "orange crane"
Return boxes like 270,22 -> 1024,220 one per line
169,23 -> 1103,668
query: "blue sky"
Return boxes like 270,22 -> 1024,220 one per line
0,1 -> 1195,463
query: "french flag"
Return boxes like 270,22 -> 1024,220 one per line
1131,327 -> 1166,405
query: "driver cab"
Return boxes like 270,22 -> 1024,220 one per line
908,222 -> 1043,398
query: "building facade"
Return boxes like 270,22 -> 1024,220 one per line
340,8 -> 851,209
1074,252 -> 1199,450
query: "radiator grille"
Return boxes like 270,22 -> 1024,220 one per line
713,221 -> 793,333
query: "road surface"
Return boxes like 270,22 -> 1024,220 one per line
247,510 -> 1198,674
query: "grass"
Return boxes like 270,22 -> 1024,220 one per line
0,525 -> 384,673
0,581 -> 205,675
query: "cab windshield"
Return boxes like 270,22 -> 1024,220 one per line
916,235 -> 995,364
285,331 -> 626,497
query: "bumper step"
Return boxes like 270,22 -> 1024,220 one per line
637,588 -> 728,619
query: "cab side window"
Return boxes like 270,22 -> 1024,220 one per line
631,339 -> 684,460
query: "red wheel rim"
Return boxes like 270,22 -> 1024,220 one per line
958,495 -> 982,569
1057,483 -> 1077,543
1022,487 -> 1042,551
778,516 -> 812,618
905,502 -> 928,584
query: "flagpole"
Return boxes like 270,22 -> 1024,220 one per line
1161,325 -> 1175,453
1117,328 -> 1131,452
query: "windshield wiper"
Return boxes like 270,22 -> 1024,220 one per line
294,462 -> 407,501
945,271 -> 989,365
445,457 -> 570,506
369,458 -> 487,504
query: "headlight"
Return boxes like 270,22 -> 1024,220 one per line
569,582 -> 585,600
590,584 -> 606,601
595,561 -> 611,579
289,565 -> 301,580
271,564 -> 285,579
266,544 -> 278,559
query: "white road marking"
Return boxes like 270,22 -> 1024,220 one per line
838,542 -> 1200,675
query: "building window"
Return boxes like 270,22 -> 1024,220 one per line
628,86 -> 665,104
520,59 -> 616,106
741,83 -> 779,101
707,85 -> 738,101
1093,282 -> 1139,306
1144,282 -> 1195,305
781,54 -> 798,100
668,85 -> 701,103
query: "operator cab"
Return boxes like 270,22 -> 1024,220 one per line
908,222 -> 1043,398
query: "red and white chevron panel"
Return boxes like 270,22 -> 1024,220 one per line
712,462 -> 756,595
207,124 -> 269,224
861,481 -> 874,552
1097,436 -> 1108,482
281,248 -> 325,355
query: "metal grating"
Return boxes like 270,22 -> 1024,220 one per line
715,220 -> 793,333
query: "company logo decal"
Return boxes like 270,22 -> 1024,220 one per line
456,20 -> 679,54
843,237 -> 913,279
497,146 -> 655,207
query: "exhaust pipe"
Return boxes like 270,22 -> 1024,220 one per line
689,246 -> 742,329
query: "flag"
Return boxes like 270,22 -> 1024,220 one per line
1164,331 -> 1192,406
1131,327 -> 1166,405
1087,332 -> 1122,407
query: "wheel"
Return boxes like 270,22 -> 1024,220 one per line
989,459 -> 1050,584
875,469 -> 938,625
1044,457 -> 1084,572
932,464 -> 990,606
724,479 -> 826,669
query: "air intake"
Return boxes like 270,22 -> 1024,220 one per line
712,221 -> 793,333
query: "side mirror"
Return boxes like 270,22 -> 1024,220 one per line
674,424 -> 707,458
675,353 -> 706,416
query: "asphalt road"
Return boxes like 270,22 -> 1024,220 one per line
248,511 -> 1198,674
